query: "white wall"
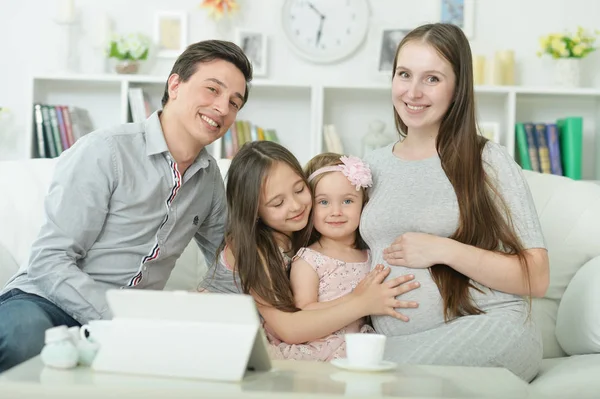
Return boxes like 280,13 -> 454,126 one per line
0,0 -> 599,160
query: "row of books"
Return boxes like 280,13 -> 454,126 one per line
33,104 -> 93,158
221,120 -> 280,158
515,117 -> 582,180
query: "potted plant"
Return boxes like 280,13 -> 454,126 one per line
106,33 -> 151,74
537,27 -> 599,87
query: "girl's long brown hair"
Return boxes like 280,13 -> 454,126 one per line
392,23 -> 530,321
225,141 -> 309,312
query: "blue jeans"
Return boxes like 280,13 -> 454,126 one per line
0,289 -> 80,373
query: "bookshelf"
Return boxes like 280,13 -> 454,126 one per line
28,74 -> 600,179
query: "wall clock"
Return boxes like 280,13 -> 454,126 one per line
281,0 -> 371,64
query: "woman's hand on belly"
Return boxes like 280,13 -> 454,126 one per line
383,232 -> 449,269
351,264 -> 420,322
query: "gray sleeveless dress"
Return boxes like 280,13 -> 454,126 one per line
198,246 -> 292,294
360,141 -> 545,382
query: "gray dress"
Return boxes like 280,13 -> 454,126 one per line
198,246 -> 292,294
360,141 -> 545,382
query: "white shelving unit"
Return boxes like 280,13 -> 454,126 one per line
28,74 -> 600,179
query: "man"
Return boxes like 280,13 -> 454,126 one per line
0,40 -> 252,372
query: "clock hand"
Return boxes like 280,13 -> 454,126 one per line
316,15 -> 325,46
306,2 -> 325,18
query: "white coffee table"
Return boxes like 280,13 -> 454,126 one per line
0,356 -> 530,399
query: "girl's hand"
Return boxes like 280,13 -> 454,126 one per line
353,264 -> 420,322
383,232 -> 449,269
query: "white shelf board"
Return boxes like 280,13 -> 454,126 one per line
474,85 -> 512,94
324,84 -> 510,94
250,79 -> 312,89
513,86 -> 600,96
31,75 -> 600,96
324,83 -> 390,91
32,74 -> 313,89
33,73 -> 129,83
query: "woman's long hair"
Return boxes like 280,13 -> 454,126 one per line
225,141 -> 309,312
392,23 -> 530,321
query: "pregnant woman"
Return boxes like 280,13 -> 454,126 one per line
360,23 -> 549,382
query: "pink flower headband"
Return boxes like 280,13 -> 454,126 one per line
307,156 -> 373,191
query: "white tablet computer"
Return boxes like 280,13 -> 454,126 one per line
91,289 -> 272,382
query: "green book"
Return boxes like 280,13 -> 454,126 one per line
515,123 -> 532,171
557,117 -> 583,180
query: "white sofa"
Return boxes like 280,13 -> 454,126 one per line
1,158 -> 599,397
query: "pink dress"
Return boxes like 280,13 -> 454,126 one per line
265,247 -> 375,361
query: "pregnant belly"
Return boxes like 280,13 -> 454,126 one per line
373,267 -> 447,336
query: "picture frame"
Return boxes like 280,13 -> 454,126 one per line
235,29 -> 268,77
377,28 -> 410,75
478,122 -> 501,143
440,0 -> 475,39
154,11 -> 188,58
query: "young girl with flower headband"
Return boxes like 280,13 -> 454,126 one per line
199,142 -> 420,352
267,152 -> 400,361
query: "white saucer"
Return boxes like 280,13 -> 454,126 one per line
330,358 -> 397,372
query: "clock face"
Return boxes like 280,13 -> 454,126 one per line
282,0 -> 370,63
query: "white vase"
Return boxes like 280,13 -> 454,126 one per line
553,58 -> 581,88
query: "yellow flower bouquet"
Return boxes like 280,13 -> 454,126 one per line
538,27 -> 599,59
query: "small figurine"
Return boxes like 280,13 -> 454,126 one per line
362,120 -> 395,157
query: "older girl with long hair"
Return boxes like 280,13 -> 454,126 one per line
199,141 -> 419,346
360,23 -> 549,381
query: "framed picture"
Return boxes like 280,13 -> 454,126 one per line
154,11 -> 188,58
377,28 -> 410,75
440,0 -> 475,39
478,122 -> 501,143
235,29 -> 268,77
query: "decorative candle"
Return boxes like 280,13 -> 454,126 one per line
472,55 -> 486,85
93,13 -> 111,47
486,55 -> 503,86
496,50 -> 515,85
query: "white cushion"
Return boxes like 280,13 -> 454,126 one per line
0,159 -> 56,267
0,241 -> 18,288
531,298 -> 566,358
531,355 -> 600,398
523,171 -> 600,301
555,256 -> 600,355
523,171 -> 600,357
164,239 -> 209,291
216,158 -> 231,181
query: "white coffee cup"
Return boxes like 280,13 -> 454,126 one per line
345,333 -> 386,366
80,320 -> 113,345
